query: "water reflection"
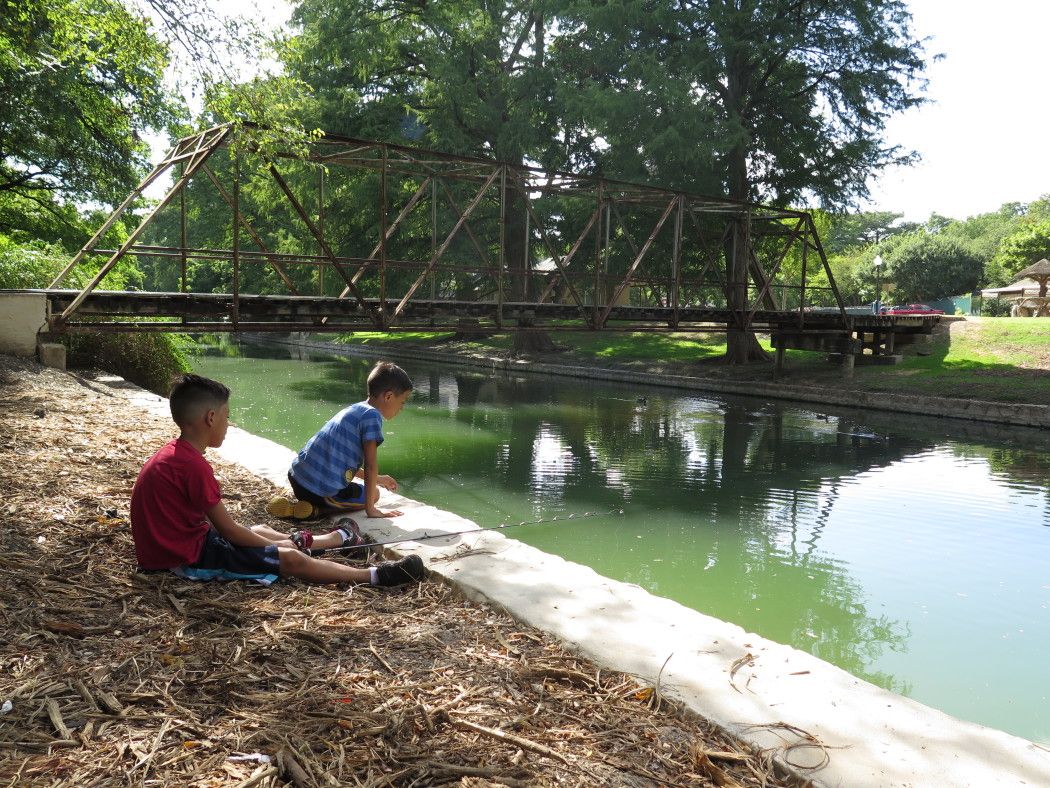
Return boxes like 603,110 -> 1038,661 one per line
191,340 -> 1050,741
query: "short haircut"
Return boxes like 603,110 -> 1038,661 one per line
169,374 -> 230,427
367,361 -> 413,397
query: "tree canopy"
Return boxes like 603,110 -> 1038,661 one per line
0,0 -> 176,211
287,1 -> 561,167
992,220 -> 1050,283
822,211 -> 919,255
563,0 -> 931,207
879,232 -> 982,303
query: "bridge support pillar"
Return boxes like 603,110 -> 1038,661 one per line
841,348 -> 855,378
37,340 -> 66,371
774,344 -> 786,380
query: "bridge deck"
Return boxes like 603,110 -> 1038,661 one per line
32,289 -> 936,335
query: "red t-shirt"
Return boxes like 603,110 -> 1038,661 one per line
131,438 -> 221,569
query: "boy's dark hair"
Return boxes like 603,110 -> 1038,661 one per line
169,374 -> 230,427
367,361 -> 413,397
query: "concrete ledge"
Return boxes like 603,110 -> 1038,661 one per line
260,335 -> 1050,430
108,374 -> 1050,787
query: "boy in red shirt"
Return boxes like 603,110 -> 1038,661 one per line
131,374 -> 423,587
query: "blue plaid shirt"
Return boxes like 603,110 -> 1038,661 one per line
290,401 -> 384,497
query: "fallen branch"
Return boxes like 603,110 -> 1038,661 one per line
45,699 -> 72,740
453,717 -> 571,765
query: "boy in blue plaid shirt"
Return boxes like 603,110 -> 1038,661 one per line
268,361 -> 412,521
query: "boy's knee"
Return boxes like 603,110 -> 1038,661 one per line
277,546 -> 309,574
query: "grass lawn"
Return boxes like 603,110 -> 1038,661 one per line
335,317 -> 1049,406
848,317 -> 1050,403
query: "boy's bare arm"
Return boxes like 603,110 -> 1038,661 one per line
362,440 -> 403,518
207,501 -> 275,547
352,467 -> 397,491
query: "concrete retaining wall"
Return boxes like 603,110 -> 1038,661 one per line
262,334 -> 1050,431
0,292 -> 47,357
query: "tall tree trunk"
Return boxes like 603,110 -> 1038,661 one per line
725,210 -> 769,364
505,176 -> 557,353
724,66 -> 770,365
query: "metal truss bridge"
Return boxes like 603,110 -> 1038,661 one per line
35,123 -> 936,363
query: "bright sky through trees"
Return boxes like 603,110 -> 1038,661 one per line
156,0 -> 1048,222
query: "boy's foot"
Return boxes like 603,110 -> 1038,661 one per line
266,495 -> 316,520
331,517 -> 372,559
374,554 -> 425,587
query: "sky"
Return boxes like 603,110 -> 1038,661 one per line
861,0 -> 1050,220
160,0 -> 1049,223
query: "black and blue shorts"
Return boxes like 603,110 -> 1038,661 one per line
289,471 -> 367,511
174,528 -> 281,586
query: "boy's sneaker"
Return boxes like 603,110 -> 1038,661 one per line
289,529 -> 314,552
266,495 -> 316,520
374,554 -> 425,587
332,517 -> 372,559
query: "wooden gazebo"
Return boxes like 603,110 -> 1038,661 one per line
1014,259 -> 1050,297
1010,259 -> 1050,316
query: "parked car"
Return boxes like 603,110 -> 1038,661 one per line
879,303 -> 945,315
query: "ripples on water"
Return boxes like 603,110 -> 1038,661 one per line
193,344 -> 1050,743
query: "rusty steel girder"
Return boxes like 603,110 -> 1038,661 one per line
48,122 -> 851,335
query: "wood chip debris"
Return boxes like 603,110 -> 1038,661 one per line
0,353 -> 801,786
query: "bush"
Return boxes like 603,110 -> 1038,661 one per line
980,298 -> 1012,317
0,237 -> 69,289
63,330 -> 190,395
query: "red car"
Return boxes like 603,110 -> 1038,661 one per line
879,303 -> 945,315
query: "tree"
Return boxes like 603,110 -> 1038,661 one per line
0,0 -> 176,213
564,1 -> 931,362
823,211 -> 917,255
884,233 -> 982,303
931,203 -> 1025,265
286,0 -> 569,350
992,220 -> 1050,285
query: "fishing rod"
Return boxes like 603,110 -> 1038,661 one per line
309,508 -> 624,556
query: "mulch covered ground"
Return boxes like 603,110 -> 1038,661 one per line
0,354 -> 803,787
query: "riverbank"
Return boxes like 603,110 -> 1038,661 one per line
265,316 -> 1050,429
0,353 -> 795,786
6,353 -> 1050,786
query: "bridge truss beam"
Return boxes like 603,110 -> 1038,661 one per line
48,122 -> 853,338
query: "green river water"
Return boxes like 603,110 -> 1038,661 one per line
192,340 -> 1050,743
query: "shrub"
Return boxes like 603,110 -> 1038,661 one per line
980,298 -> 1012,317
0,238 -> 68,289
62,330 -> 190,395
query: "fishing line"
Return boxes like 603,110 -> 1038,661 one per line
310,507 -> 624,556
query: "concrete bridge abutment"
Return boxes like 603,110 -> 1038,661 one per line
0,292 -> 65,370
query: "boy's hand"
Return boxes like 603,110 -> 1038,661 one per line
365,506 -> 404,518
376,474 -> 398,492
